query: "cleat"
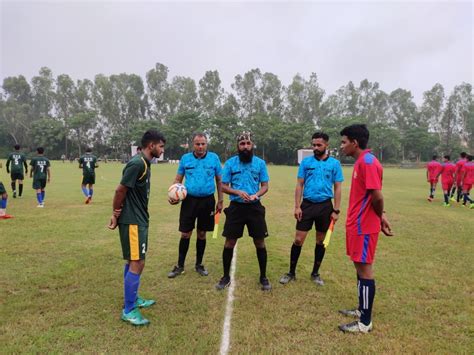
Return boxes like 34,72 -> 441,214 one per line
37,204 -> 44,208
470,204 -> 474,210
13,191 -> 17,198
339,308 -> 362,318
215,276 -> 231,290
0,214 -> 14,219
260,277 -> 272,291
85,196 -> 92,204
279,273 -> 296,284
427,197 -> 433,202
195,264 -> 209,276
339,320 -> 373,333
167,265 -> 184,278
135,297 -> 156,308
450,197 -> 456,202
311,273 -> 324,286
121,308 -> 150,326
442,202 -> 450,207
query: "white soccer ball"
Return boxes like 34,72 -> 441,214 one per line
168,183 -> 187,201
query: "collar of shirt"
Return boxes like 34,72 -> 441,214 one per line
193,151 -> 208,159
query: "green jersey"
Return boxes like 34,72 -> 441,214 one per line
118,154 -> 151,226
79,153 -> 98,175
7,152 -> 28,174
30,156 -> 50,180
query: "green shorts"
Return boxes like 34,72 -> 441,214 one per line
33,178 -> 47,190
119,224 -> 149,261
82,174 -> 96,185
11,172 -> 24,181
0,182 -> 6,194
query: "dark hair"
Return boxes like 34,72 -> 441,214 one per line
467,155 -> 473,162
37,147 -> 44,154
86,147 -> 92,153
460,152 -> 467,158
141,129 -> 166,147
444,155 -> 450,160
192,132 -> 207,141
14,144 -> 20,150
312,132 -> 329,142
136,146 -> 142,151
340,124 -> 369,149
432,155 -> 438,160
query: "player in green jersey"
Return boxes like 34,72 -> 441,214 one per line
29,147 -> 51,208
6,144 -> 28,198
0,182 -> 14,219
79,148 -> 99,204
108,130 -> 166,326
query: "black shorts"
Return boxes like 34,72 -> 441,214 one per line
11,172 -> 24,181
32,178 -> 47,190
82,174 -> 95,185
222,201 -> 269,239
296,199 -> 333,233
179,195 -> 215,232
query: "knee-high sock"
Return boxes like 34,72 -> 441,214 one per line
450,186 -> 456,197
223,247 -> 234,278
19,183 -> 23,196
359,278 -> 375,326
464,193 -> 473,204
82,186 -> 88,197
1,197 -> 7,209
312,243 -> 326,275
36,192 -> 43,204
124,271 -> 140,313
11,181 -> 16,192
444,193 -> 449,204
178,238 -> 190,267
196,238 -> 206,266
41,190 -> 45,201
289,244 -> 302,275
457,188 -> 462,202
256,247 -> 267,279
124,263 -> 130,279
89,188 -> 93,197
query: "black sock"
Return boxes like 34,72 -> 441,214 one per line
19,184 -> 23,196
357,274 -> 361,311
178,237 -> 190,267
196,238 -> 206,266
359,278 -> 376,326
429,187 -> 434,198
223,247 -> 234,278
11,182 -> 16,192
312,243 -> 326,275
450,186 -> 456,197
444,193 -> 449,204
289,244 -> 302,275
465,193 -> 473,203
457,189 -> 462,202
256,247 -> 267,279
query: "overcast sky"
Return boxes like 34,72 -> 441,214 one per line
1,0 -> 472,103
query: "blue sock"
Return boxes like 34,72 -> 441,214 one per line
359,278 -> 375,326
36,192 -> 43,204
123,263 -> 130,279
82,187 -> 88,197
1,197 -> 7,209
89,189 -> 93,197
41,190 -> 45,201
124,271 -> 140,313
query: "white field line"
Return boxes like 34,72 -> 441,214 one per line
219,245 -> 238,355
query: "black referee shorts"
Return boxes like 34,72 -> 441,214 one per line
222,201 -> 269,239
179,194 -> 215,233
296,199 -> 333,233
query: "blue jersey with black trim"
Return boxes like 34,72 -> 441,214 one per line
177,152 -> 222,197
298,155 -> 344,203
222,155 -> 269,203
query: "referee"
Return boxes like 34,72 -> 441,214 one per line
168,133 -> 223,278
215,132 -> 271,291
280,132 -> 343,286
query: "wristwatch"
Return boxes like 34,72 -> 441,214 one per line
333,209 -> 340,214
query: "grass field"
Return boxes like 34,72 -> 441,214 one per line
1,162 -> 473,353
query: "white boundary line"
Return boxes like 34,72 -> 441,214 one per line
219,245 -> 237,355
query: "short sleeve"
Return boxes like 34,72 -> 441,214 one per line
222,161 -> 231,184
47,160 -> 51,167
334,161 -> 344,182
177,157 -> 185,176
259,161 -> 269,182
364,162 -> 382,190
214,155 -> 223,176
120,161 -> 142,188
297,161 -> 305,179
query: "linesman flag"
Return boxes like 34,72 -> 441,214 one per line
323,219 -> 335,248
212,212 -> 221,239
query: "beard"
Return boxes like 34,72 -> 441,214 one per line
238,149 -> 253,163
313,149 -> 325,158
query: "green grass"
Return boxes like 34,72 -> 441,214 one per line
1,163 -> 473,353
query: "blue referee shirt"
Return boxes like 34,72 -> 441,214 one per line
222,155 -> 269,203
298,155 -> 344,203
177,151 -> 222,197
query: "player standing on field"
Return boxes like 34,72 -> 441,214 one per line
6,144 -> 28,198
451,152 -> 467,203
338,124 -> 393,334
460,155 -> 474,209
108,130 -> 166,326
29,147 -> 51,208
79,148 -> 99,204
426,155 -> 442,202
167,133 -> 223,278
0,182 -> 13,219
437,155 -> 456,207
279,132 -> 343,286
215,132 -> 271,291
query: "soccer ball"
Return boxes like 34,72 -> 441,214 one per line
168,183 -> 187,201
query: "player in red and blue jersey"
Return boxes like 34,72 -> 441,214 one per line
460,155 -> 474,209
426,155 -> 442,202
437,155 -> 456,207
450,152 -> 467,203
338,124 -> 393,334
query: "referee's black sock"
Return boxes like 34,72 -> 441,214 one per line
256,247 -> 267,279
312,243 -> 326,275
196,238 -> 206,266
19,183 -> 23,196
359,278 -> 375,326
11,181 -> 16,192
289,244 -> 302,275
223,247 -> 234,278
178,237 -> 190,268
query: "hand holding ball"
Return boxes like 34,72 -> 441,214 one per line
168,183 -> 187,204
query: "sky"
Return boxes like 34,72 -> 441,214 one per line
1,0 -> 472,103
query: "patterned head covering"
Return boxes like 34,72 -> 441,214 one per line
237,131 -> 253,143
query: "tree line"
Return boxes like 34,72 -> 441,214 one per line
0,63 -> 472,164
